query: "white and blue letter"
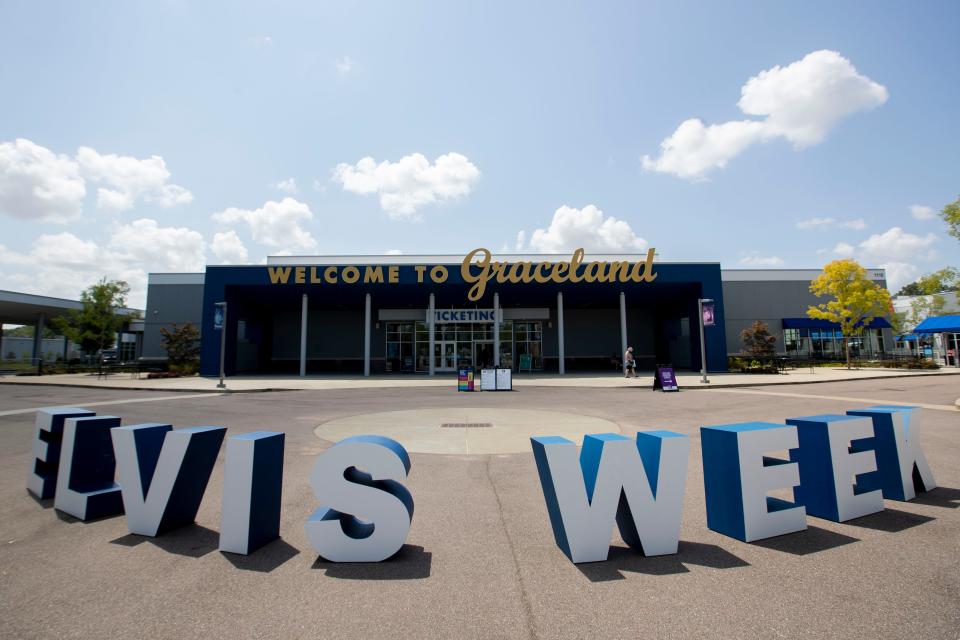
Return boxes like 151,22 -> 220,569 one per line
112,423 -> 226,536
530,431 -> 689,563
54,415 -> 124,521
701,423 -> 806,542
846,406 -> 935,501
219,431 -> 285,555
786,414 -> 883,522
27,407 -> 95,499
305,435 -> 414,562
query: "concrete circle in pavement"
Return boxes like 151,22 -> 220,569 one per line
315,407 -> 622,454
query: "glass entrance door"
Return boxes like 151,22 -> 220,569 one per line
435,341 -> 457,371
474,341 -> 495,369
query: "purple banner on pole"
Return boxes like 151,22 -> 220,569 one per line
702,303 -> 715,327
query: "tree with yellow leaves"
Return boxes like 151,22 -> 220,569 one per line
808,259 -> 892,369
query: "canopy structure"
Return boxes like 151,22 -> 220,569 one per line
781,317 -> 892,330
912,315 -> 960,334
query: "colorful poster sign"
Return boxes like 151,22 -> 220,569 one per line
458,368 -> 474,392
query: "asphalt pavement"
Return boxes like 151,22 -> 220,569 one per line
0,377 -> 957,639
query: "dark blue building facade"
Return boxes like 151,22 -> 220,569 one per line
198,256 -> 729,377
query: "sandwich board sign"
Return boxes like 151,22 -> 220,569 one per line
653,365 -> 679,392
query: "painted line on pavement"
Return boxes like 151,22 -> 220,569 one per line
705,388 -> 957,412
0,393 -> 225,417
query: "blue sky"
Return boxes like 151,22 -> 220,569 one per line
1,0 -> 958,307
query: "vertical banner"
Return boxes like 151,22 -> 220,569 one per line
214,305 -> 225,331
702,302 -> 715,327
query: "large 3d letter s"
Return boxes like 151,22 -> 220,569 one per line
305,435 -> 414,562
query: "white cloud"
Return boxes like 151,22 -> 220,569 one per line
858,226 -> 938,264
910,204 -> 935,221
108,218 -> 206,273
641,119 -> 767,180
833,242 -> 855,256
878,262 -> 921,293
336,56 -> 354,73
642,50 -> 888,179
828,226 -> 940,292
514,230 -> 526,252
332,152 -> 481,221
0,138 -> 86,222
796,216 -> 866,231
211,230 -> 249,264
274,177 -> 298,194
249,35 -> 272,47
523,205 -> 647,254
76,147 -> 193,213
738,252 -> 784,266
212,197 -> 318,252
0,218 -> 207,307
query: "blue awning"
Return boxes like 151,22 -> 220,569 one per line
913,315 -> 960,334
782,317 -> 892,330
895,334 -> 920,342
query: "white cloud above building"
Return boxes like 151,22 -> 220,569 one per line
212,197 -> 318,252
642,50 -> 888,180
517,205 -> 647,254
332,152 -> 481,221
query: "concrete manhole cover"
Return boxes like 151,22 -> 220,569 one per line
315,408 -> 622,455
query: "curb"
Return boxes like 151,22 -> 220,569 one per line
2,370 -> 958,394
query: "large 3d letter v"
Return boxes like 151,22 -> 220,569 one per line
112,423 -> 226,536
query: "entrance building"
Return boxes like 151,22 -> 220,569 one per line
141,250 -> 893,377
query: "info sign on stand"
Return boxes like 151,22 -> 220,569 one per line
653,364 -> 679,392
457,368 -> 475,392
481,368 -> 513,391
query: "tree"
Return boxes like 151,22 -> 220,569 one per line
740,321 -> 777,357
52,279 -> 132,356
942,195 -> 960,241
808,259 -> 892,369
160,322 -> 201,374
900,268 -> 959,330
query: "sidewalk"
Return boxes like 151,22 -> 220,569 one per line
1,367 -> 957,393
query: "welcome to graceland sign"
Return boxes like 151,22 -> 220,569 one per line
265,247 -> 659,302
27,405 -> 935,563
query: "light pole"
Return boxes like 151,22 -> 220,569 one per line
215,301 -> 227,389
698,298 -> 713,384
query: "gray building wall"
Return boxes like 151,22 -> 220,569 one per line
723,270 -> 893,355
143,275 -> 205,359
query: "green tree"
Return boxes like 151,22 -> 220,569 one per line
901,268 -> 959,330
942,195 -> 960,241
808,259 -> 892,369
160,322 -> 201,374
740,320 -> 777,357
52,279 -> 132,356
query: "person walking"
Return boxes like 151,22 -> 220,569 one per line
624,346 -> 636,378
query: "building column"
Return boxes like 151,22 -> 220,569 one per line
0,323 -> 4,360
364,293 -> 371,377
299,294 -> 308,377
62,335 -> 69,363
619,291 -> 627,375
493,292 -> 501,367
428,293 -> 435,376
557,291 -> 565,375
32,314 -> 45,363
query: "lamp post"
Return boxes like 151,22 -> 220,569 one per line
215,301 -> 227,389
698,298 -> 714,384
